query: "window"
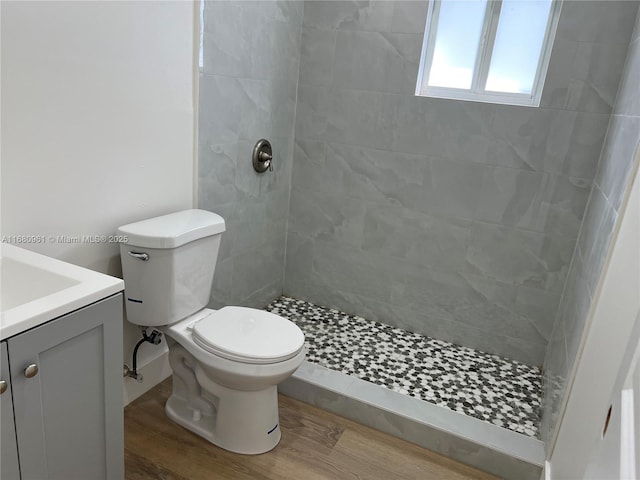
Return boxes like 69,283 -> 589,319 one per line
416,0 -> 562,106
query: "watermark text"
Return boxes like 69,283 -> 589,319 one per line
2,234 -> 128,245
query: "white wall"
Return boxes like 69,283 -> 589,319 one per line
547,148 -> 640,477
1,0 -> 197,401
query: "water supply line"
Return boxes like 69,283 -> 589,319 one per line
123,328 -> 163,383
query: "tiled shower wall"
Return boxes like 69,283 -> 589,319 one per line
198,1 -> 303,308
197,1 -> 637,367
541,8 -> 640,444
283,1 -> 637,365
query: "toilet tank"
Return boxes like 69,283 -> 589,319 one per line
117,210 -> 226,327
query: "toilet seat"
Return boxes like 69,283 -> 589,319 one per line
191,307 -> 305,365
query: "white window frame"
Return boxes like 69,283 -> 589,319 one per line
416,0 -> 563,107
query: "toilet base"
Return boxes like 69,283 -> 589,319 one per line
165,369 -> 282,455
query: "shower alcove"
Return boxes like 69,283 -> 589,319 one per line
268,296 -> 545,480
197,1 -> 640,478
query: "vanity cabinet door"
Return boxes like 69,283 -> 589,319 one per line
8,294 -> 124,480
1,341 -> 20,480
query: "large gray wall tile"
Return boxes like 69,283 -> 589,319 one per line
390,97 -> 496,159
556,1 -> 639,44
294,85 -> 331,141
421,157 -> 486,220
361,206 -> 472,272
475,167 -> 547,229
203,1 -> 301,81
596,115 -> 640,210
310,240 -> 405,304
391,1 -> 428,34
332,30 -> 422,94
542,5 -> 640,444
540,324 -> 569,445
488,107 -> 609,177
541,40 -> 629,113
288,187 -> 367,247
199,75 -> 271,144
298,27 -> 336,87
324,88 -> 395,149
201,1 -> 252,78
536,174 -> 592,239
302,1 -> 394,32
466,223 -> 572,293
198,0 -> 303,308
514,287 -> 561,343
576,188 -> 614,293
614,36 -> 640,117
561,251 -> 592,371
321,143 -> 427,208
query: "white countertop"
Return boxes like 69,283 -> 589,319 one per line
0,243 -> 124,340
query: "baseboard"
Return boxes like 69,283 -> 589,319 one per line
123,349 -> 172,406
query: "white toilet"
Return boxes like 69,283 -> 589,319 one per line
117,209 -> 305,454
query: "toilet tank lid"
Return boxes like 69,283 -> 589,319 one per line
117,209 -> 226,249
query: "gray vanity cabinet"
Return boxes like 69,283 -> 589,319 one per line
1,341 -> 20,479
3,294 -> 124,480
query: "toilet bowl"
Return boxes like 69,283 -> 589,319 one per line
117,210 -> 305,454
162,307 -> 305,454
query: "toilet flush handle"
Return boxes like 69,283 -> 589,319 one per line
128,251 -> 149,261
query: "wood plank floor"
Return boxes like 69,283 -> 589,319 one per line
125,378 -> 498,480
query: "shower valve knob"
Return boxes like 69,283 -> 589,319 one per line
259,151 -> 272,162
252,139 -> 273,173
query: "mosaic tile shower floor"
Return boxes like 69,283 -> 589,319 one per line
266,296 -> 541,438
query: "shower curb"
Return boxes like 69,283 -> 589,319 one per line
280,361 -> 544,480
